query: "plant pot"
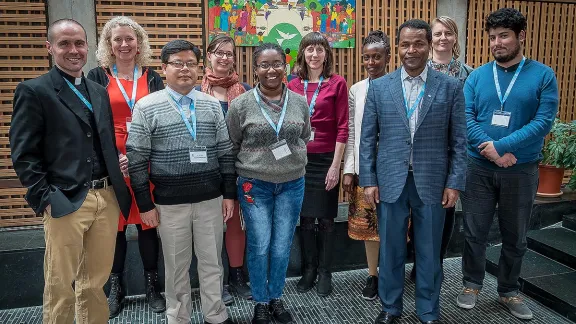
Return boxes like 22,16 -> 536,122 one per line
537,164 -> 564,197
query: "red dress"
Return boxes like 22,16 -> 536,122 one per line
106,70 -> 154,231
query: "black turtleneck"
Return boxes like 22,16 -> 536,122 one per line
56,66 -> 108,180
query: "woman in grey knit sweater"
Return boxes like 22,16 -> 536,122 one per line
226,43 -> 311,324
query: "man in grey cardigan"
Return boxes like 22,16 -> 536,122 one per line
126,40 -> 236,324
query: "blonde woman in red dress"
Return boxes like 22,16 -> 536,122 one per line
88,16 -> 165,318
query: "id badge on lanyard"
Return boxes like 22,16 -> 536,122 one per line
310,127 -> 316,142
491,110 -> 511,127
189,146 -> 208,163
492,57 -> 525,129
269,139 -> 291,160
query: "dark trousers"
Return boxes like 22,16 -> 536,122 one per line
377,173 -> 446,322
112,224 -> 160,273
461,161 -> 538,297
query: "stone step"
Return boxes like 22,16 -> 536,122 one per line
562,214 -> 576,232
486,246 -> 576,321
527,227 -> 576,269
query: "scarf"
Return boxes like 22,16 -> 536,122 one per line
255,83 -> 288,113
201,67 -> 246,106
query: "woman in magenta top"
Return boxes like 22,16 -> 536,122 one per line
288,32 -> 348,297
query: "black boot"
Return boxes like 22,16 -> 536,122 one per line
316,230 -> 334,297
108,273 -> 125,319
145,270 -> 166,313
296,228 -> 317,293
229,266 -> 252,300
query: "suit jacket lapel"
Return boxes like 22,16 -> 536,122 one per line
415,69 -> 440,133
86,80 -> 104,130
390,70 -> 410,131
50,68 -> 91,126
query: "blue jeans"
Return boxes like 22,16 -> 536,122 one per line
237,176 -> 305,303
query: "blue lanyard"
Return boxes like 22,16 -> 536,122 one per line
401,79 -> 426,119
63,78 -> 93,112
112,65 -> 139,111
169,93 -> 197,141
444,58 -> 454,75
493,57 -> 525,110
303,76 -> 324,116
253,90 -> 288,138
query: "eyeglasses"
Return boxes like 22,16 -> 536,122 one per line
255,61 -> 285,70
212,51 -> 234,59
166,61 -> 199,69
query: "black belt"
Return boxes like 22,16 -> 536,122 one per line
90,177 -> 111,189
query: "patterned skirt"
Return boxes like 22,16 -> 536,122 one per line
347,181 -> 379,242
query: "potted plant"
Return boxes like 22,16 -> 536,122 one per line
538,118 -> 576,197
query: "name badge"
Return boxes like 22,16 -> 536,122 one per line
126,117 -> 132,133
269,139 -> 291,160
491,110 -> 511,128
189,146 -> 208,163
310,127 -> 316,142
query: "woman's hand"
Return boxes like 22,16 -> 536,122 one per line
325,166 -> 340,191
342,174 -> 354,194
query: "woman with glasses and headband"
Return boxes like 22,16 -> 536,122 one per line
227,43 -> 311,324
195,35 -> 252,305
87,16 -> 165,318
407,16 -> 474,282
288,32 -> 348,298
342,30 -> 391,302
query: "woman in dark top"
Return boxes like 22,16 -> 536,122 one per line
287,32 -> 349,297
87,16 -> 165,318
195,35 -> 252,304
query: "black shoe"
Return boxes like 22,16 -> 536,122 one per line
269,299 -> 294,324
296,268 -> 317,293
362,275 -> 378,300
108,273 -> 125,319
374,311 -> 399,324
316,270 -> 332,297
205,319 -> 236,324
316,230 -> 334,297
252,303 -> 271,324
420,321 -> 441,324
144,270 -> 166,313
229,266 -> 252,300
297,228 -> 317,293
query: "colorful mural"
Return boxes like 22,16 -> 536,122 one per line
208,0 -> 357,68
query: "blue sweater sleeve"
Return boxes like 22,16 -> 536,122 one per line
465,73 -> 493,152
493,69 -> 559,156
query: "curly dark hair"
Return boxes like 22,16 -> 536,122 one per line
252,42 -> 286,69
363,30 -> 391,55
397,19 -> 432,44
485,8 -> 527,36
294,32 -> 334,80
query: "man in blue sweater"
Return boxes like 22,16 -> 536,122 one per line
457,8 -> 558,320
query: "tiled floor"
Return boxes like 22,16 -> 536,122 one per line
0,258 -> 571,323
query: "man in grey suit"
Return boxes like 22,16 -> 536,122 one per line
360,19 -> 467,324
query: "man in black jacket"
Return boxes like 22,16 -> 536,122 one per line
9,19 -> 131,324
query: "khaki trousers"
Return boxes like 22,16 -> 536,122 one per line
157,196 -> 228,324
42,187 -> 120,324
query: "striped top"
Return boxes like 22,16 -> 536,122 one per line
126,88 -> 236,212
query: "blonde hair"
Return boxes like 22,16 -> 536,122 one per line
431,16 -> 460,59
96,16 -> 153,68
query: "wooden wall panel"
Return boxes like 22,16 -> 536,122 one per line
467,0 -> 576,123
0,0 -> 50,227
